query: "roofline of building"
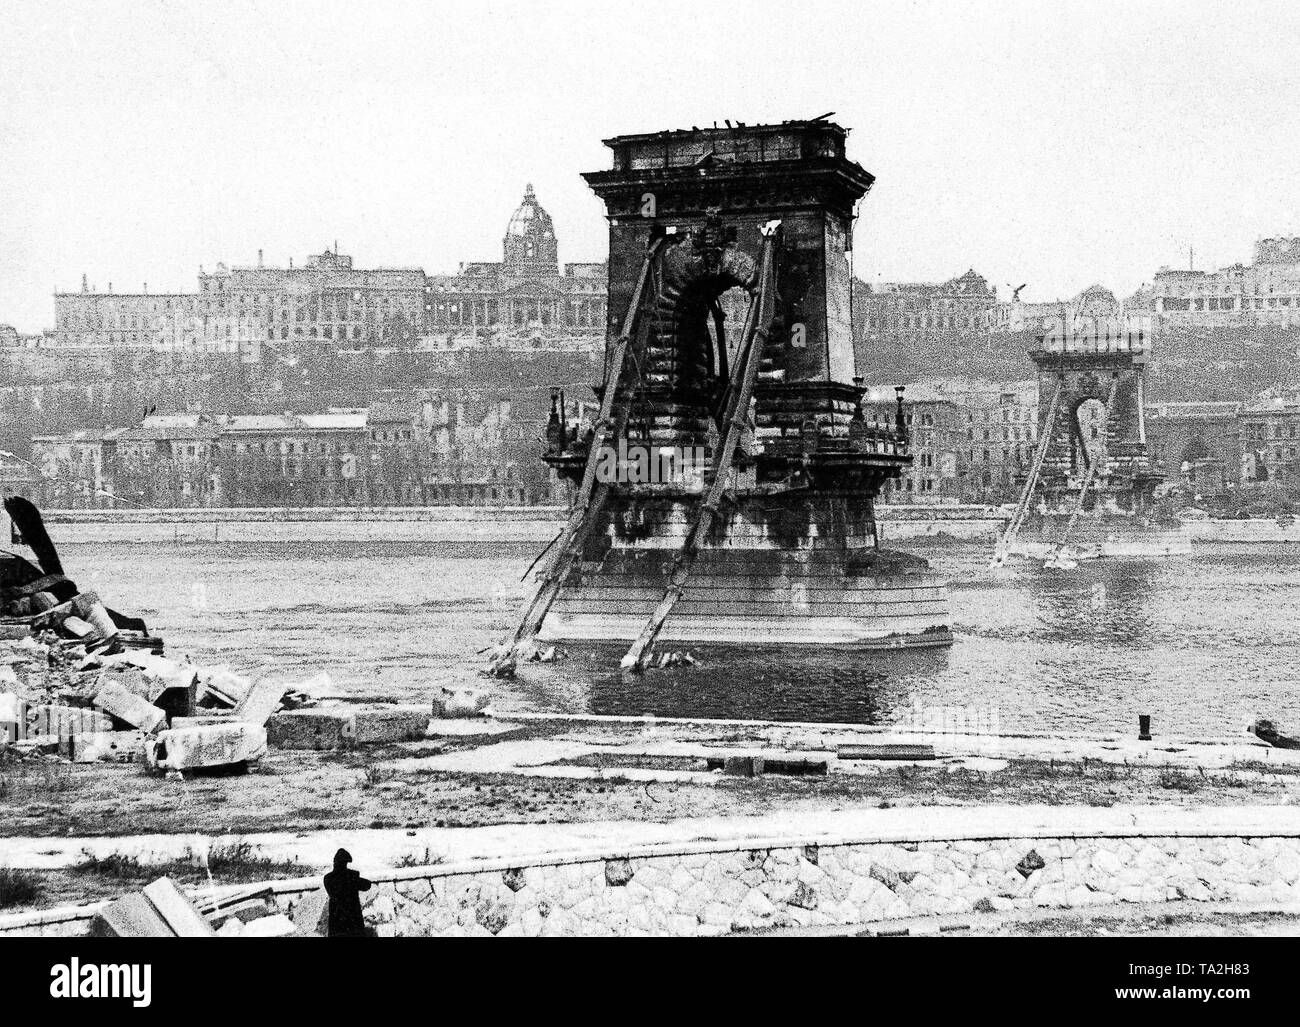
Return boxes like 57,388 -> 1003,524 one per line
599,119 -> 848,148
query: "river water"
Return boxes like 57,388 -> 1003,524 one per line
57,538 -> 1298,737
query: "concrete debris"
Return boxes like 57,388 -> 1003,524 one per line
656,651 -> 697,667
231,676 -> 291,727
88,891 -> 174,938
170,715 -> 234,729
31,591 -> 118,643
89,877 -> 216,938
267,708 -> 358,750
30,704 -> 112,740
14,736 -> 60,756
195,665 -> 253,709
214,911 -> 299,938
290,889 -> 330,935
239,914 -> 297,937
145,722 -> 268,775
142,877 -> 218,937
433,685 -> 490,718
285,671 -> 340,703
93,682 -> 167,734
353,706 -> 432,745
0,692 -> 27,744
92,653 -> 200,722
100,651 -> 187,683
194,885 -> 276,920
267,704 -> 431,749
70,730 -> 147,763
1,499 -> 160,651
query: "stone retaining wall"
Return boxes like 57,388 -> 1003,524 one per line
6,829 -> 1300,938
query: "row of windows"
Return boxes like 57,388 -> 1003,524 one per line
232,440 -> 360,455
1243,421 -> 1300,441
863,315 -> 983,331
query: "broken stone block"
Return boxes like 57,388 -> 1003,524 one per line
287,671 -> 339,701
241,913 -> 296,937
353,706 -> 431,745
144,722 -> 268,774
195,665 -> 252,709
291,889 -> 330,935
169,715 -> 231,731
142,877 -> 217,937
110,655 -> 199,718
15,735 -> 60,755
93,683 -> 166,734
101,651 -> 184,683
231,677 -> 289,728
96,664 -> 150,699
0,692 -> 28,742
432,685 -> 490,718
32,591 -> 117,642
70,730 -> 147,763
89,891 -> 176,937
29,704 -> 112,741
267,708 -> 357,750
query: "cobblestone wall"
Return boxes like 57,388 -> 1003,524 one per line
296,834 -> 1300,937
7,832 -> 1300,937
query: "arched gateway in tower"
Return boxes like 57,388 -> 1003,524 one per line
993,311 -> 1189,563
488,120 -> 952,675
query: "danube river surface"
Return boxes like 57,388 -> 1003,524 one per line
55,538 -> 1297,736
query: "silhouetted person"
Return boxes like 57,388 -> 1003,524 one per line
324,848 -> 372,937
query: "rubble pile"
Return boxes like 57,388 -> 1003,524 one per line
0,637 -> 326,774
0,634 -> 493,771
0,502 -> 493,776
89,876 -> 322,938
0,497 -> 160,654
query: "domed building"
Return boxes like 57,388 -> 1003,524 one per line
50,185 -> 609,357
502,183 -> 559,276
424,184 -> 607,351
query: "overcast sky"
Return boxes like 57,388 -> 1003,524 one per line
2,0 -> 1298,331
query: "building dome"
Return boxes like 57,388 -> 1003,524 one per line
1067,283 -> 1119,319
506,184 -> 554,238
503,184 -> 559,275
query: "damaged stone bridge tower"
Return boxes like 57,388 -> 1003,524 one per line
1028,316 -> 1162,513
491,120 -> 951,674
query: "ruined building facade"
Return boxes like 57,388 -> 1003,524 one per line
1152,236 -> 1300,327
